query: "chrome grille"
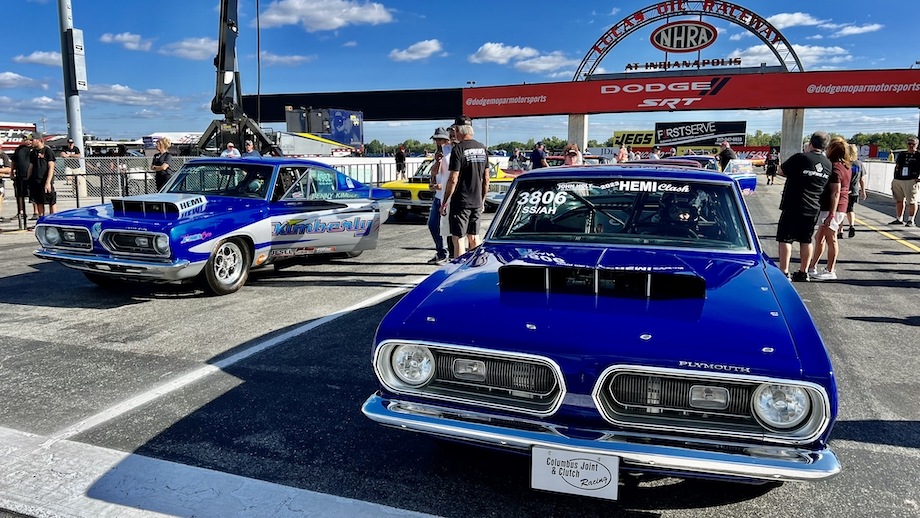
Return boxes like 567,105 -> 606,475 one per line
392,190 -> 411,200
435,353 -> 556,395
99,230 -> 167,257
375,341 -> 565,416
45,226 -> 92,251
611,374 -> 751,416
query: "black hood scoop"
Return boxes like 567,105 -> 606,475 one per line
498,265 -> 705,300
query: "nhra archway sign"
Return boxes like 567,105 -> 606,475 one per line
462,69 -> 920,119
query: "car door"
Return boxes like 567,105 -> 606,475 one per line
267,165 -> 380,258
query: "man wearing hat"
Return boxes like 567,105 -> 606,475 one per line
531,141 -> 548,169
649,145 -> 661,159
220,141 -> 241,158
27,132 -> 57,217
426,127 -> 451,264
440,116 -> 490,257
241,139 -> 262,158
718,140 -> 737,172
59,137 -> 84,197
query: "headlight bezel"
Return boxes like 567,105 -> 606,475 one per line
751,383 -> 813,431
389,343 -> 435,387
42,226 -> 62,246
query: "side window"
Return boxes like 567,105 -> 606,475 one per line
279,167 -> 309,200
307,168 -> 338,200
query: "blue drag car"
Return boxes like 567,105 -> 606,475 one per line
363,165 -> 838,500
34,157 -> 394,295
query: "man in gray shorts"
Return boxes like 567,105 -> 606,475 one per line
440,115 -> 490,258
889,137 -> 920,227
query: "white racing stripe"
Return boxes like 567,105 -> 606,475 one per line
0,427 -> 436,518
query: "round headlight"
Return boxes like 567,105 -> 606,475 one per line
391,344 -> 434,386
154,235 -> 170,255
752,384 -> 811,430
43,227 -> 62,245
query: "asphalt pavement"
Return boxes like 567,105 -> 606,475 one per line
0,173 -> 918,518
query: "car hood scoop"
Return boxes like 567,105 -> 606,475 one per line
498,248 -> 705,300
111,194 -> 208,219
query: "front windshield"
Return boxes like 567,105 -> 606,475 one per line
490,177 -> 751,250
165,163 -> 275,199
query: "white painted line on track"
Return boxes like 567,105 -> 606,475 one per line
43,277 -> 428,448
0,426 -> 438,518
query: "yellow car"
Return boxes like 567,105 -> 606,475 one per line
381,160 -> 438,221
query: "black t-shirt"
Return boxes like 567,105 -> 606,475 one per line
153,152 -> 172,175
11,145 -> 31,179
62,145 -> 81,168
779,151 -> 832,216
894,150 -> 920,180
718,148 -> 737,170
448,139 -> 489,209
29,146 -> 56,182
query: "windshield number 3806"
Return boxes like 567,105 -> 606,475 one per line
517,191 -> 568,215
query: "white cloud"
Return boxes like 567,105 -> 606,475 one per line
728,44 -> 851,70
514,52 -> 581,74
13,51 -> 62,67
389,40 -> 443,62
83,84 -> 182,107
259,0 -> 392,32
766,12 -> 826,29
343,41 -> 358,47
258,51 -> 315,66
0,71 -> 44,89
159,38 -> 218,60
469,43 -> 540,65
100,32 -> 153,51
832,24 -> 883,37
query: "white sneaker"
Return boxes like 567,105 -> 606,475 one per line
807,266 -> 819,276
811,269 -> 837,281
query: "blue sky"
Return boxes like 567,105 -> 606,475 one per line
1,0 -> 916,146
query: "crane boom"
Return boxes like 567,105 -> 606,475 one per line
197,0 -> 281,155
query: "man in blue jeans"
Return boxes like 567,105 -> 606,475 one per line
426,127 -> 452,264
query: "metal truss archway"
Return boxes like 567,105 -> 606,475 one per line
574,1 -> 804,81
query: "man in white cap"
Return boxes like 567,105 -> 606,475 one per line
59,137 -> 85,197
241,139 -> 262,158
220,141 -> 241,158
426,127 -> 451,264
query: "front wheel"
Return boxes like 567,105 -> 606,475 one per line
200,238 -> 251,295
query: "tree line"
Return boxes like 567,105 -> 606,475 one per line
363,131 -> 917,156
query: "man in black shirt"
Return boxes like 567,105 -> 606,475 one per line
718,141 -> 737,171
27,132 -> 57,217
10,136 -> 34,223
889,137 -> 920,226
441,115 -> 490,258
776,131 -> 832,282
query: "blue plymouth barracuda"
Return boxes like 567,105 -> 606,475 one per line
363,165 -> 838,500
34,157 -> 394,295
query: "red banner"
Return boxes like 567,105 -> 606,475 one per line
462,69 -> 920,118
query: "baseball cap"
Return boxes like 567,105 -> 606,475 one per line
430,127 -> 450,140
67,138 -> 74,143
32,131 -> 43,140
244,139 -> 253,146
453,115 -> 472,127
227,142 -> 235,147
536,141 -> 544,147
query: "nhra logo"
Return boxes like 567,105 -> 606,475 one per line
650,21 -> 718,53
600,77 -> 732,109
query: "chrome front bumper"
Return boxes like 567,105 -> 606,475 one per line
362,394 -> 840,483
34,248 -> 201,281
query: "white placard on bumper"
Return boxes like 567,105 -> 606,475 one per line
531,446 -> 620,500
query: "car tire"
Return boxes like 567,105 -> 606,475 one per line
200,238 -> 250,295
83,272 -> 121,288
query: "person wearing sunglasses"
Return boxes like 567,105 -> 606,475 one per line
889,137 -> 920,226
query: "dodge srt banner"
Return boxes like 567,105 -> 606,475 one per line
655,121 -> 746,147
461,69 -> 920,118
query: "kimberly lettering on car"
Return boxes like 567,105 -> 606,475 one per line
272,216 -> 374,237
